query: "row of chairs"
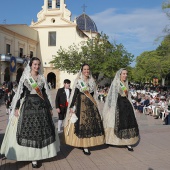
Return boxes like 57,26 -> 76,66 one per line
143,105 -> 170,121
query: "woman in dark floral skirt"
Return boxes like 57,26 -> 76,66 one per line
102,68 -> 139,151
64,64 -> 104,155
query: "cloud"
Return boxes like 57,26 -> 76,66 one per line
90,7 -> 169,58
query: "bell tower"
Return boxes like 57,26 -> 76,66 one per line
56,0 -> 60,8
44,0 -> 65,9
44,0 -> 69,16
31,0 -> 71,25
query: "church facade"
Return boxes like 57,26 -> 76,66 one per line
0,0 -> 98,88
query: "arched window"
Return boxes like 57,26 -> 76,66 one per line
48,0 -> 52,9
4,67 -> 10,82
56,0 -> 60,8
47,72 -> 56,89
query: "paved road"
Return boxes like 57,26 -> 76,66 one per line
0,89 -> 170,170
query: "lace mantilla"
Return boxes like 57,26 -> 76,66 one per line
10,62 -> 52,120
102,68 -> 129,129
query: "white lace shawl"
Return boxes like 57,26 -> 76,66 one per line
102,68 -> 129,129
9,62 -> 52,120
64,70 -> 99,127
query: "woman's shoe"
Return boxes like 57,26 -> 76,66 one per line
127,146 -> 134,152
32,162 -> 38,168
83,148 -> 91,155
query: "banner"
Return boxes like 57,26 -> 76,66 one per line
10,56 -> 16,72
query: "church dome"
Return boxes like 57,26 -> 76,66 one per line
76,13 -> 98,33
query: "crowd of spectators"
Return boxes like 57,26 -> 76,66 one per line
96,83 -> 170,125
130,84 -> 170,125
97,85 -> 110,102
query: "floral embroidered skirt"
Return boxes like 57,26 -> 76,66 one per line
0,95 -> 60,161
64,94 -> 105,147
17,95 -> 56,148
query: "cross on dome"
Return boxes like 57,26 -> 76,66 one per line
82,4 -> 87,13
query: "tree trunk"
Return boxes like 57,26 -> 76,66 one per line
162,77 -> 165,86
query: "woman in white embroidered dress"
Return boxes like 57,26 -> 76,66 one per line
0,57 -> 60,168
64,64 -> 104,155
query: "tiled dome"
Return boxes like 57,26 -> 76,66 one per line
76,13 -> 98,32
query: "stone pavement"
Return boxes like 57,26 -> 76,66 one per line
0,89 -> 170,170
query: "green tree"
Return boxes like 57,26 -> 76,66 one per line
162,1 -> 170,33
156,35 -> 170,79
50,32 -> 134,80
126,66 -> 134,82
162,0 -> 170,9
133,47 -> 170,84
156,35 -> 170,56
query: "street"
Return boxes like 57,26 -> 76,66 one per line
0,89 -> 170,170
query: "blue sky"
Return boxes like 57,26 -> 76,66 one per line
0,0 -> 169,66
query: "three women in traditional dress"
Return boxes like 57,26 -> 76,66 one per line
1,62 -> 139,168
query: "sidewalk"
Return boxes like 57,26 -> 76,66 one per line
0,89 -> 170,170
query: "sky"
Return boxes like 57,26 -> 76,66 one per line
0,0 -> 169,66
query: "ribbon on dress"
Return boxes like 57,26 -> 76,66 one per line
78,80 -> 97,106
28,77 -> 44,100
120,81 -> 128,96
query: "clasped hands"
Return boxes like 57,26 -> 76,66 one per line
69,108 -> 75,115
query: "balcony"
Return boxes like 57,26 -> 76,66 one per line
0,54 -> 29,64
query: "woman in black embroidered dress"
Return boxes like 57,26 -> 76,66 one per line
102,68 -> 139,151
64,64 -> 104,155
0,57 -> 60,168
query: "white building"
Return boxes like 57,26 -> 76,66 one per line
0,0 -> 98,88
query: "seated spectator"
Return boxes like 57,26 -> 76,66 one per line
98,90 -> 105,102
134,92 -> 142,111
146,96 -> 155,115
154,96 -> 167,119
164,104 -> 170,125
150,96 -> 159,116
138,95 -> 150,113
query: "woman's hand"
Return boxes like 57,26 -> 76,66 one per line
69,108 -> 75,115
56,108 -> 60,113
70,108 -> 73,113
15,109 -> 19,117
50,110 -> 53,116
